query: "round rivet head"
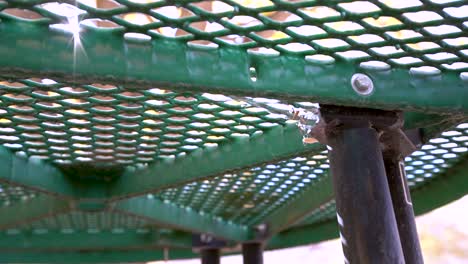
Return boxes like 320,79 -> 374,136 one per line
200,234 -> 213,243
351,73 -> 374,96
256,223 -> 267,233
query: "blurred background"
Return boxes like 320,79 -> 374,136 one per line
148,194 -> 468,264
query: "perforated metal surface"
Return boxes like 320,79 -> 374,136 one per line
0,183 -> 37,207
153,122 -> 468,226
0,0 -> 467,262
157,150 -> 329,225
0,121 -> 464,244
297,122 -> 468,226
406,123 -> 468,185
11,211 -> 151,231
1,0 -> 466,76
0,78 -> 314,166
0,0 -> 466,116
0,79 -> 465,260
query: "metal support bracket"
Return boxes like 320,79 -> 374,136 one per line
320,105 -> 406,264
381,124 -> 425,264
192,234 -> 228,250
193,234 -> 226,264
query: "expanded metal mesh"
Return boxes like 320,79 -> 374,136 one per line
156,122 -> 468,225
157,150 -> 329,225
9,211 -> 151,231
1,0 -> 466,78
0,183 -> 37,207
0,0 -> 466,247
0,72 -> 466,228
0,78 -> 319,166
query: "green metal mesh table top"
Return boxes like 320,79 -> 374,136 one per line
0,0 -> 466,113
0,79 -> 322,167
0,0 -> 467,262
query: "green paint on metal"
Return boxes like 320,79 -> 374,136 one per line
267,220 -> 339,250
0,120 -> 466,254
403,112 -> 467,142
76,199 -> 109,211
0,249 -> 197,263
0,0 -> 466,114
263,174 -> 333,235
0,146 -> 467,259
0,122 -> 319,200
154,149 -> 330,226
0,230 -> 192,249
291,122 -> 468,227
404,112 -> 465,136
155,122 -> 468,229
0,182 -> 38,206
268,152 -> 468,250
116,197 -> 252,242
0,0 -> 467,260
14,210 -> 156,231
0,147 -> 74,197
412,156 -> 468,216
0,194 -> 69,228
109,124 -> 319,199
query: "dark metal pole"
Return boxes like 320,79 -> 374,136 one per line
384,156 -> 424,264
242,242 -> 263,264
201,248 -> 220,264
327,125 -> 405,264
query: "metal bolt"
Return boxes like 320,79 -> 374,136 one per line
255,223 -> 268,235
200,234 -> 213,243
351,73 -> 374,96
257,224 -> 266,231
